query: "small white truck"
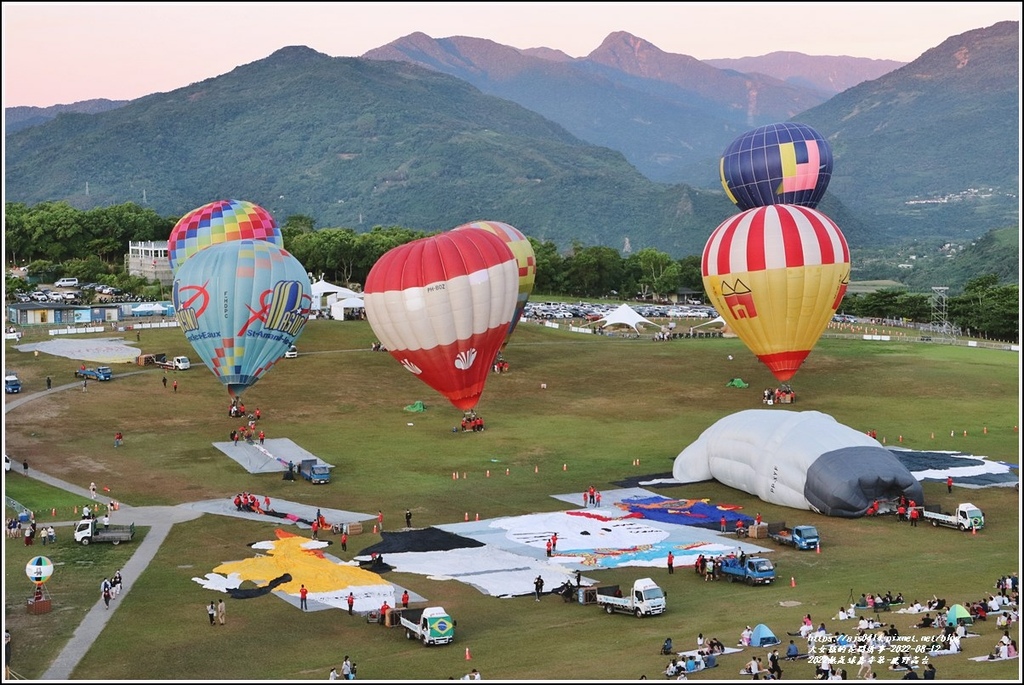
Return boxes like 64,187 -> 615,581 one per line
919,503 -> 985,531
596,577 -> 666,618
398,607 -> 455,645
74,519 -> 135,545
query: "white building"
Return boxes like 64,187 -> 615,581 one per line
127,241 -> 173,286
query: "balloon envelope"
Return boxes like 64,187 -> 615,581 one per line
720,123 -> 833,211
172,240 -> 311,399
26,556 -> 54,585
452,221 -> 536,349
363,229 -> 519,411
701,205 -> 850,382
167,199 -> 283,274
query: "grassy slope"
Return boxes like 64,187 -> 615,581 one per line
3,318 -> 1020,681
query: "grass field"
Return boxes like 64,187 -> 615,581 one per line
3,316 -> 1021,681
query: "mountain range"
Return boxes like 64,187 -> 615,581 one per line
3,21 -> 1018,262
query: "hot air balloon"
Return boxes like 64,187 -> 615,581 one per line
363,229 -> 519,411
452,221 -> 536,349
26,556 -> 54,585
167,199 -> 283,274
172,239 -> 312,400
720,123 -> 833,211
701,204 -> 849,383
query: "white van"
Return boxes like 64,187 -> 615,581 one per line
55,277 -> 79,288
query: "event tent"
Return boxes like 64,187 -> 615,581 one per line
590,304 -> 660,333
131,303 -> 172,316
330,297 -> 366,321
311,278 -> 361,310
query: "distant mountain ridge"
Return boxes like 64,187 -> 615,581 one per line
2,22 -> 1018,262
704,52 -> 904,96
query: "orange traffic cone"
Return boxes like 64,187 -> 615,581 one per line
464,512 -> 469,521
882,437 -> 886,444
984,426 -> 988,434
74,506 -> 78,515
931,433 -> 935,439
52,508 -> 56,517
465,647 -> 472,660
372,524 -> 378,534
816,542 -> 821,554
790,576 -> 796,588
475,513 -> 480,521
505,468 -> 510,476
462,472 -> 467,480
563,463 -> 567,471
898,435 -> 903,443
452,472 -> 457,480
534,465 -> 538,474
972,525 -> 977,536
486,470 -> 490,478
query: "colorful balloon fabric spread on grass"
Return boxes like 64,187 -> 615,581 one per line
701,204 -> 849,383
452,221 -> 536,349
27,556 -> 54,585
363,229 -> 519,411
167,199 -> 283,274
172,240 -> 311,400
719,122 -> 833,211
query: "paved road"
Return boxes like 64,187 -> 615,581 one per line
7,381 -> 204,681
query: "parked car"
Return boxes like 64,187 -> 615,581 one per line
284,345 -> 298,359
47,291 -> 66,302
63,291 -> 80,301
55,277 -> 79,288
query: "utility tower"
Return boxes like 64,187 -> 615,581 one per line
930,287 -> 957,343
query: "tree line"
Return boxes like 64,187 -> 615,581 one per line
3,201 -> 1018,341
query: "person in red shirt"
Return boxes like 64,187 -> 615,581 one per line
341,531 -> 348,551
258,430 -> 265,445
347,592 -> 355,615
311,520 -> 319,540
909,507 -> 920,527
720,515 -> 727,532
667,551 -> 674,574
546,538 -> 552,557
595,491 -> 602,507
299,584 -> 308,611
755,513 -> 762,526
401,590 -> 409,608
947,475 -> 953,493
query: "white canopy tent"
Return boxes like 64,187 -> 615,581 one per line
311,278 -> 361,311
590,303 -> 661,333
330,296 -> 366,321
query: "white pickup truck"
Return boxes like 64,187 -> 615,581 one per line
919,503 -> 985,531
596,578 -> 666,618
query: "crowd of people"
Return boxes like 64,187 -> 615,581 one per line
761,385 -> 795,405
459,411 -> 485,432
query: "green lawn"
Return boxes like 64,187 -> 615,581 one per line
3,317 -> 1020,681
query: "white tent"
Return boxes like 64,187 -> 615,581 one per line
311,278 -> 361,310
330,296 -> 365,321
693,315 -> 735,337
131,303 -> 171,316
590,304 -> 660,333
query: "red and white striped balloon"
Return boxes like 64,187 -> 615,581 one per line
363,229 -> 519,411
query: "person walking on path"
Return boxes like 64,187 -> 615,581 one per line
102,586 -> 112,610
22,459 -> 28,476
82,379 -> 88,393
534,575 -> 544,601
90,482 -> 97,500
207,601 -> 216,625
667,551 -> 674,574
299,584 -> 309,611
342,657 -> 352,680
172,380 -> 178,393
947,475 -> 953,494
217,599 -> 226,625
46,375 -> 52,390
347,592 -> 355,615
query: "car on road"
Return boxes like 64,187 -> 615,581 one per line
5,372 -> 23,394
284,345 -> 298,359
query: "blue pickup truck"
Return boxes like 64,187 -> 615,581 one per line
720,555 -> 776,586
5,372 -> 22,394
75,366 -> 113,381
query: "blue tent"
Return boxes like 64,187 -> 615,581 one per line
751,623 -> 781,647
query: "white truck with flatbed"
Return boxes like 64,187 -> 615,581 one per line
399,606 -> 455,645
918,503 -> 985,531
596,577 -> 666,617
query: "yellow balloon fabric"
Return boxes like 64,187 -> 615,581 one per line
702,205 -> 850,382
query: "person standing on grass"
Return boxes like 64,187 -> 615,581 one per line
173,380 -> 178,393
300,584 -> 308,611
46,376 -> 51,390
405,509 -> 412,528
667,551 -> 674,574
341,531 -> 348,552
947,475 -> 953,494
377,510 -> 384,532
217,599 -> 226,625
207,601 -> 216,625
162,374 -> 167,389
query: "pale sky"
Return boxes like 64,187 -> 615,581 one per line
3,2 -> 1020,108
